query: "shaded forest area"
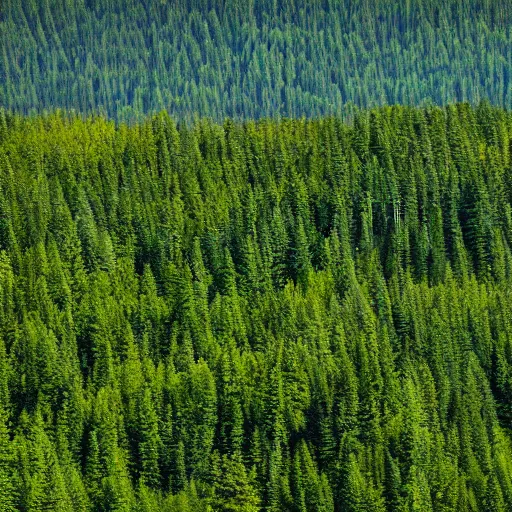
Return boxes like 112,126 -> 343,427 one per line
1,103 -> 512,510
2,0 -> 512,121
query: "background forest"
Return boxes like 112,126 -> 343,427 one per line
2,0 -> 512,121
1,103 -> 512,510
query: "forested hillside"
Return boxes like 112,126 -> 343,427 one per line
2,0 -> 512,121
0,103 -> 511,510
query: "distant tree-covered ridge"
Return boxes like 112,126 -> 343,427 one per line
1,103 -> 512,510
1,0 -> 512,122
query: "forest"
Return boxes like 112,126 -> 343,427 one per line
2,0 -> 512,121
0,103 -> 512,510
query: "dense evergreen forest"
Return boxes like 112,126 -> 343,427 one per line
0,103 -> 511,510
2,0 -> 512,121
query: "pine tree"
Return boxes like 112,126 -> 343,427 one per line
0,405 -> 17,512
211,454 -> 260,512
136,385 -> 162,488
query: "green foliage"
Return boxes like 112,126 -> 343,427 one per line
0,105 -> 512,510
2,2 -> 512,122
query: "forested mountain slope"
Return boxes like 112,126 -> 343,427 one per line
1,103 -> 512,510
1,0 -> 512,121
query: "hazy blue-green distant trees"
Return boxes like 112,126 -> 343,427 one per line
1,1 -> 512,121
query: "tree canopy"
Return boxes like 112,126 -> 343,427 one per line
1,0 -> 512,121
1,103 -> 512,510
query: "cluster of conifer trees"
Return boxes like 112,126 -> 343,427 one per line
1,103 -> 512,510
2,0 -> 512,121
